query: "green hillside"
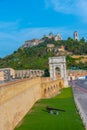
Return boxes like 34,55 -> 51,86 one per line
0,42 -> 53,70
0,37 -> 87,70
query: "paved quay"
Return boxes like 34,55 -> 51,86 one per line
69,80 -> 87,129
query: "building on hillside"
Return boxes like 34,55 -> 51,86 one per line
54,45 -> 65,53
46,33 -> 62,41
57,45 -> 65,52
47,32 -> 53,39
54,45 -> 66,56
22,39 -> 44,48
73,31 -> 79,40
71,55 -> 87,63
47,44 -> 55,52
54,33 -> 62,41
66,51 -> 73,55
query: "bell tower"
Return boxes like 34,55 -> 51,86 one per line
73,31 -> 78,40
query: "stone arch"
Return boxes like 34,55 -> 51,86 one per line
53,85 -> 56,92
59,82 -> 62,89
44,88 -> 47,96
55,67 -> 61,79
49,56 -> 68,86
54,85 -> 55,89
48,87 -> 50,93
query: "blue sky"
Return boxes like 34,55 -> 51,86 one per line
0,0 -> 87,57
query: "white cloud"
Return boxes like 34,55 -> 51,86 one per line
77,0 -> 87,16
45,0 -> 87,18
45,0 -> 75,14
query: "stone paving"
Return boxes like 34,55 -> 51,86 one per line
69,80 -> 87,129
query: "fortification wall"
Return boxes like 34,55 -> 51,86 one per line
0,78 -> 41,130
41,79 -> 64,98
0,77 -> 64,130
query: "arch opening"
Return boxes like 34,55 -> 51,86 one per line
49,56 -> 68,86
55,67 -> 61,79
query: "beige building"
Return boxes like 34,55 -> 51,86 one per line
47,44 -> 55,52
46,33 -> 62,41
57,45 -> 65,52
0,71 -> 4,81
22,39 -> 44,48
54,33 -> 62,41
0,68 -> 15,82
67,70 -> 87,80
0,68 -> 10,81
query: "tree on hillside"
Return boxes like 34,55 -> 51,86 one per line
67,37 -> 73,42
80,37 -> 85,43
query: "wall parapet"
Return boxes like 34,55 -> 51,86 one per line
0,77 -> 41,105
0,77 -> 64,130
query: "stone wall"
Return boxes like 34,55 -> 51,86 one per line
15,69 -> 44,79
0,78 -> 41,130
0,77 -> 64,130
41,79 -> 64,98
